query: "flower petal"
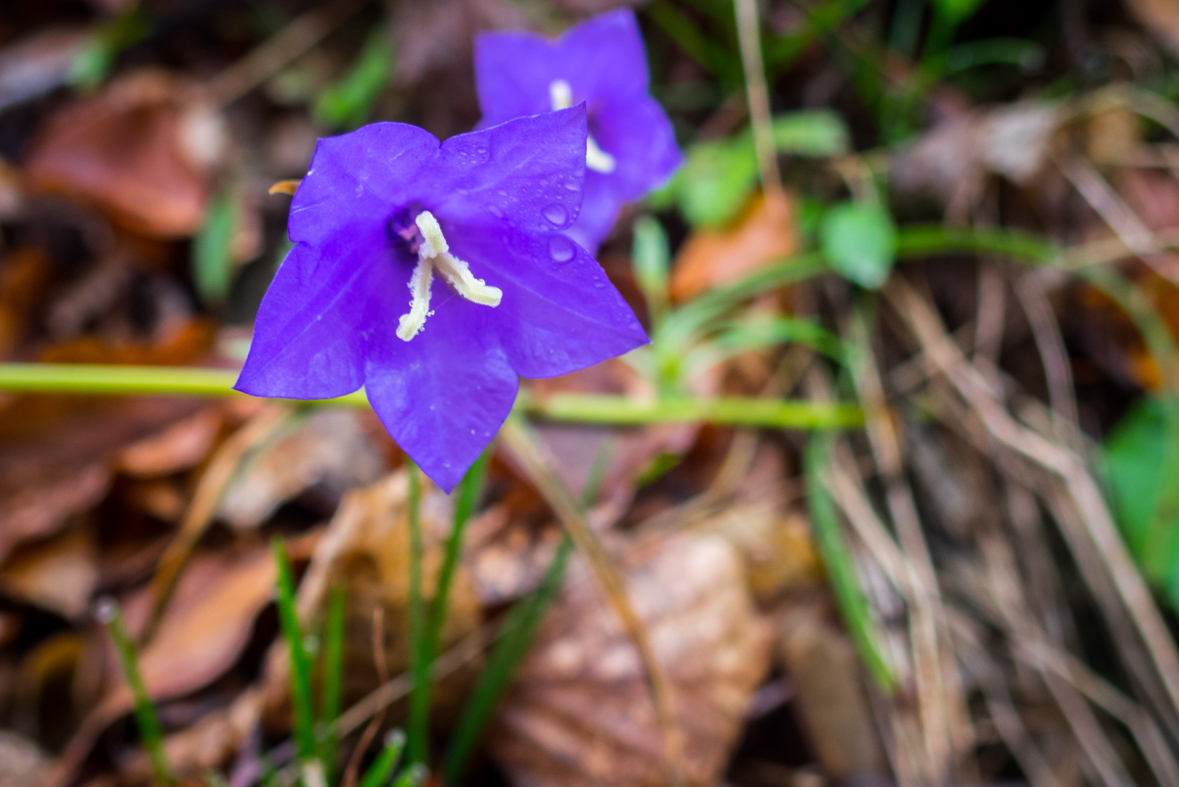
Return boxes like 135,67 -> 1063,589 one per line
364,301 -> 519,492
566,172 -> 621,252
593,95 -> 682,199
448,223 -> 648,379
289,122 -> 439,248
236,236 -> 402,399
474,9 -> 648,126
426,106 -> 587,235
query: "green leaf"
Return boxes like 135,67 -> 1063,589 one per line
68,9 -> 150,91
658,111 -> 850,228
929,0 -> 986,25
1104,396 -> 1179,611
192,190 -> 238,306
632,215 -> 671,326
314,26 -> 393,130
819,202 -> 897,289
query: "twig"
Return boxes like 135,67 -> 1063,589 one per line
1013,272 -> 1080,442
733,0 -> 788,221
206,0 -> 368,107
141,405 -> 292,645
498,416 -> 686,787
883,276 -> 1179,727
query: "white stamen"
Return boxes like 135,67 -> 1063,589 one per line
585,136 -> 616,173
396,210 -> 502,341
396,257 -> 434,341
549,79 -> 573,111
548,79 -> 616,175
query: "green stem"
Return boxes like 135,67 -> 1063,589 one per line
406,462 -> 429,767
0,363 -> 862,429
97,598 -> 175,787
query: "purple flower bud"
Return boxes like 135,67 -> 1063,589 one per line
475,9 -> 682,251
235,106 -> 648,491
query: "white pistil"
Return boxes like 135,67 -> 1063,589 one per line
548,79 -> 616,174
396,211 -> 502,342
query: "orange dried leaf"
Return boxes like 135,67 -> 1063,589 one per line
671,192 -> 796,302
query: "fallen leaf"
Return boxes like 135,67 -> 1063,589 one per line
671,193 -> 796,302
218,409 -> 386,529
0,249 -> 50,358
488,533 -> 772,787
116,407 -> 223,477
392,0 -> 531,84
1125,0 -> 1179,54
776,604 -> 888,779
120,546 -> 276,702
24,70 -> 212,238
0,527 -> 98,620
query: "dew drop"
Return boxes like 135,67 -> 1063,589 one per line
489,205 -> 504,218
548,235 -> 575,263
543,204 -> 568,226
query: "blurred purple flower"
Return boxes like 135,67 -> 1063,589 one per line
475,9 -> 682,251
235,106 -> 647,491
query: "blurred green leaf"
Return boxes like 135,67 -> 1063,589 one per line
819,202 -> 896,289
192,190 -> 237,306
1104,396 -> 1179,610
68,9 -> 150,91
929,0 -> 987,24
314,25 -> 393,130
632,215 -> 671,326
655,111 -> 850,228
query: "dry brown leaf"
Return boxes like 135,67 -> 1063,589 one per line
776,605 -> 888,779
218,409 -> 386,530
24,71 -> 212,238
0,396 -> 205,564
1125,0 -> 1179,54
0,527 -> 98,620
118,546 -> 276,703
392,0 -> 531,84
671,193 -> 796,302
488,533 -> 772,787
116,407 -> 223,477
0,249 -> 50,358
261,471 -> 481,728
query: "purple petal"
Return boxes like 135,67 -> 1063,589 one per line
448,223 -> 648,379
475,10 -> 648,127
288,122 -> 439,248
425,106 -> 587,235
364,301 -> 519,493
236,236 -> 400,399
593,95 -> 683,199
566,172 -> 622,251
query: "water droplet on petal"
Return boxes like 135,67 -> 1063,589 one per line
489,205 -> 504,218
543,204 -> 568,226
549,235 -> 575,263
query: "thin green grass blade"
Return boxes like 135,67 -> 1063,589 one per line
391,764 -> 428,787
406,462 -> 430,766
97,598 -> 174,787
803,438 -> 897,690
442,447 -> 610,785
271,538 -> 318,764
320,585 -> 347,775
358,730 -> 407,787
425,449 -> 491,672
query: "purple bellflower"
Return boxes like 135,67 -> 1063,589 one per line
475,9 -> 682,251
235,106 -> 648,491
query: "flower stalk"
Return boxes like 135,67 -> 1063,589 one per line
0,363 -> 864,429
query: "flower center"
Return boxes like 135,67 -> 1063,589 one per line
396,211 -> 502,341
549,79 -> 616,174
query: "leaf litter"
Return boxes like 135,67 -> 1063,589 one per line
3,1 -> 1179,787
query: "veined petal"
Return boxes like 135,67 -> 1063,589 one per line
236,236 -> 399,399
555,9 -> 649,101
593,95 -> 683,199
474,32 -> 554,122
289,123 -> 438,248
447,223 -> 648,379
365,306 -> 519,493
426,106 -> 587,235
